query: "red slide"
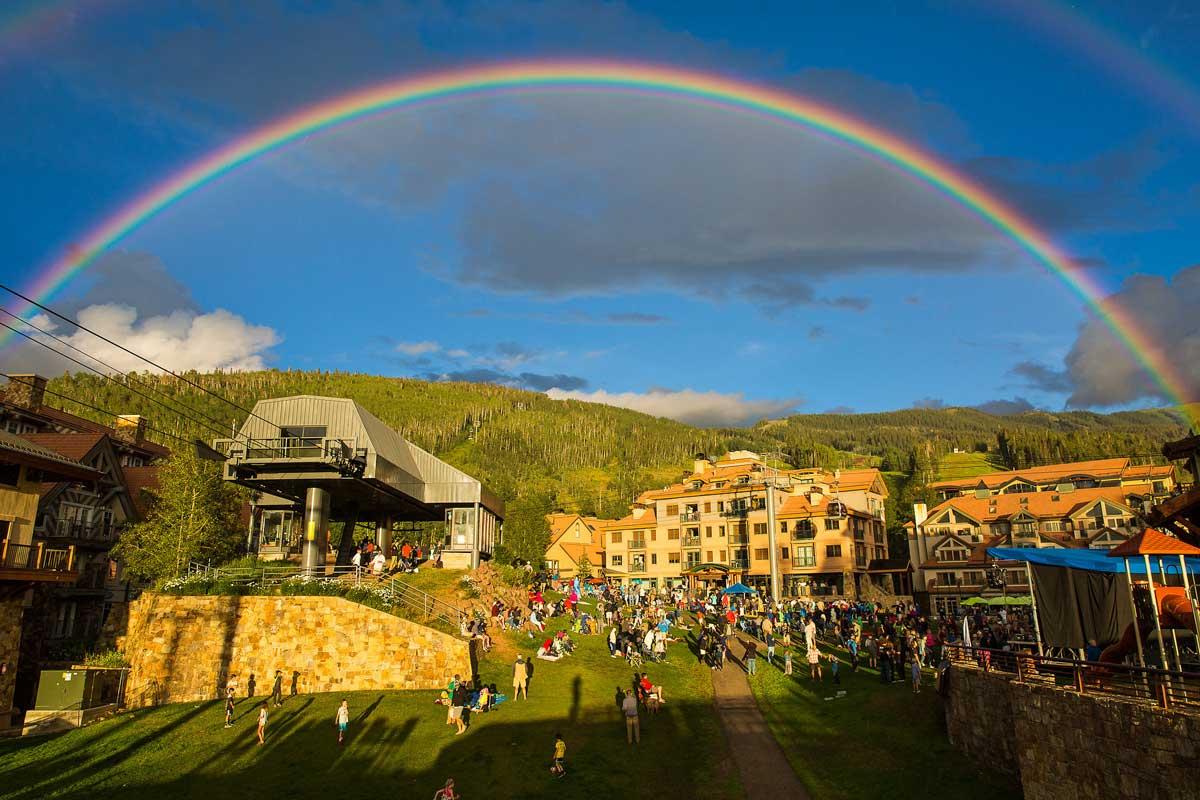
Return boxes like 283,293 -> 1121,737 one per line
1100,587 -> 1196,664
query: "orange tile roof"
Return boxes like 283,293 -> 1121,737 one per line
1107,528 -> 1200,557
926,486 -> 1133,524
558,541 -> 604,566
605,509 -> 657,530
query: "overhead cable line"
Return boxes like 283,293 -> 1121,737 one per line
0,283 -> 278,432
3,373 -> 195,448
0,310 -> 236,439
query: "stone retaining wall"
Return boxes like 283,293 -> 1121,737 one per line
0,596 -> 23,720
946,664 -> 1200,799
118,593 -> 472,707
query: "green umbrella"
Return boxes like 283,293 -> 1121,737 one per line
961,597 -> 987,606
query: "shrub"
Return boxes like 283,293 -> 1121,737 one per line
82,649 -> 129,668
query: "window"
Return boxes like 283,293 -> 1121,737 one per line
52,602 -> 77,638
824,518 -> 841,531
651,554 -> 658,565
940,549 -> 968,562
668,528 -> 679,540
610,555 -> 623,566
685,550 -> 701,567
720,549 -> 727,561
963,571 -> 984,585
825,545 -> 843,558
936,572 -> 957,586
754,548 -> 769,561
668,552 -> 681,564
650,530 -> 657,541
753,522 -> 767,536
0,463 -> 20,486
794,545 -> 815,566
781,547 -> 789,560
666,504 -> 679,517
717,501 -> 725,512
704,502 -> 712,513
719,525 -> 726,537
705,526 -> 713,538
610,532 -> 622,544
280,425 -> 327,457
780,521 -> 788,532
855,544 -> 866,567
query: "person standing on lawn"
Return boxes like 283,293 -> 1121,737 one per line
335,699 -> 350,744
224,692 -> 235,729
911,654 -> 922,694
622,689 -> 640,744
808,645 -> 822,681
513,656 -> 528,700
743,638 -> 758,676
271,670 -> 284,707
256,701 -> 268,745
550,732 -> 567,777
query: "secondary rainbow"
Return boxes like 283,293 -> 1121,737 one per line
5,60 -> 1192,417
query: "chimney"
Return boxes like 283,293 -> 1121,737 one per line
6,374 -> 46,411
114,414 -> 147,445
631,505 -> 647,520
692,454 -> 712,476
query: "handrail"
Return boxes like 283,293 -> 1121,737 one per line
946,644 -> 1200,711
185,561 -> 467,633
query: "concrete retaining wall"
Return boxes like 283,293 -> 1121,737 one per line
119,593 -> 472,707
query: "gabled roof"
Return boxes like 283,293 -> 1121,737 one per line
605,509 -> 657,531
924,486 -> 1132,525
0,429 -> 101,482
558,541 -> 604,567
20,432 -> 107,463
32,405 -> 170,458
1107,528 -> 1200,557
122,465 -> 162,518
928,457 -> 1173,491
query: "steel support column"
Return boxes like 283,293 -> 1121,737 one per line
766,481 -> 781,603
301,487 -> 331,575
376,515 -> 392,559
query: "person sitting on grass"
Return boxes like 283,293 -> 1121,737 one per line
537,638 -> 562,661
433,778 -> 460,800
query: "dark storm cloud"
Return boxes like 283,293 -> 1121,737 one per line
1009,361 -> 1074,394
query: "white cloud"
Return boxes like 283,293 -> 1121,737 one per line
445,348 -> 470,359
394,340 -> 441,356
545,387 -> 800,427
25,304 -> 279,373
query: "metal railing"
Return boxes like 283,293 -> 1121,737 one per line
722,507 -> 749,518
43,519 -> 115,542
790,528 -> 815,541
681,535 -> 701,548
628,539 -> 647,550
213,436 -> 358,463
1,541 -> 75,573
947,644 -> 1200,711
186,562 -> 466,633
679,511 -> 701,523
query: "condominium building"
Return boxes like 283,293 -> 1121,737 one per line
599,451 -> 895,599
909,457 -> 1177,616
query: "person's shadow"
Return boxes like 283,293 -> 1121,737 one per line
524,658 -> 535,692
568,675 -> 581,725
290,671 -> 300,697
246,675 -> 256,698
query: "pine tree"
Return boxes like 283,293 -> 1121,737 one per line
114,448 -> 246,582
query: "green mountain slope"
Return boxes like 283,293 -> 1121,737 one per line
40,371 -> 1190,560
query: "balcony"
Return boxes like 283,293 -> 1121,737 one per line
790,528 -> 815,541
0,541 -> 77,583
681,535 -> 701,548
729,558 -> 750,570
728,533 -> 750,545
722,507 -> 749,518
628,539 -> 647,550
680,511 -> 701,523
628,562 -> 647,574
41,519 -> 116,544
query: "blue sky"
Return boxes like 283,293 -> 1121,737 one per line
2,1 -> 1199,426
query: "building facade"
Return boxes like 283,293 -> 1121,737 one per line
909,457 -> 1177,616
542,513 -> 605,579
599,452 -> 893,599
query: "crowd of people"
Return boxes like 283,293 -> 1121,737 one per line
350,537 -> 442,576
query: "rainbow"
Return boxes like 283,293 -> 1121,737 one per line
4,60 -> 1193,416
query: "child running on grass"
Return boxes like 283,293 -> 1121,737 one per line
224,692 -> 235,729
550,732 -> 566,777
911,655 -> 922,694
336,699 -> 349,744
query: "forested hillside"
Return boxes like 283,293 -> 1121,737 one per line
39,370 -> 1191,560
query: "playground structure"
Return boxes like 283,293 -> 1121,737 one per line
1099,529 -> 1200,670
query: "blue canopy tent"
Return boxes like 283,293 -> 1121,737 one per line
987,547 -> 1200,575
721,582 -> 756,595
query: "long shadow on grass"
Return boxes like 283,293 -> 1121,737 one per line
9,700 -> 735,800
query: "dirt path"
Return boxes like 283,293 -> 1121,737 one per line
710,636 -> 811,800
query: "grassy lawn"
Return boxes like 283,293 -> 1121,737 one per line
937,451 -> 1005,480
0,615 -> 739,800
746,644 -> 1020,800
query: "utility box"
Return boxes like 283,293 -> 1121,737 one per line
23,667 -> 125,735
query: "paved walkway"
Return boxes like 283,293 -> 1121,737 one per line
710,636 -> 810,800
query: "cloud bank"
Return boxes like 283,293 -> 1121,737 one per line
546,387 -> 800,427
